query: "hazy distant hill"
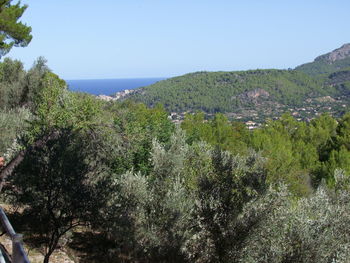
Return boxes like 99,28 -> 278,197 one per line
295,44 -> 350,76
126,69 -> 328,113
125,44 -> 350,120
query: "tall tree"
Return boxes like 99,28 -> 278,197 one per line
0,0 -> 32,57
10,129 -> 102,263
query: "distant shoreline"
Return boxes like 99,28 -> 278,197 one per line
66,77 -> 167,81
66,77 -> 166,96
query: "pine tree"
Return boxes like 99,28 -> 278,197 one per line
0,0 -> 32,57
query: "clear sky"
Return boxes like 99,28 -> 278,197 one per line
7,0 -> 350,80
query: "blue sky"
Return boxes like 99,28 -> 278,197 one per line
7,0 -> 350,80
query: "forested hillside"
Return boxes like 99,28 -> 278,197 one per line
126,69 -> 328,113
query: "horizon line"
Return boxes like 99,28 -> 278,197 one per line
65,76 -> 169,81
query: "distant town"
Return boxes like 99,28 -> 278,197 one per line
97,91 -> 349,130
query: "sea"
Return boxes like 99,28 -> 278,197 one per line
66,78 -> 166,96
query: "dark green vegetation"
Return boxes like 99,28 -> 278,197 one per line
126,44 -> 350,123
2,56 -> 350,262
0,0 -> 32,57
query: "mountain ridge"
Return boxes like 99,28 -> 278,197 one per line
315,43 -> 350,63
295,43 -> 350,76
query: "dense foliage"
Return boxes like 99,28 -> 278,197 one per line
1,52 -> 350,262
0,57 -> 49,156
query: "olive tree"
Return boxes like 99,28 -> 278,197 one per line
5,73 -> 110,263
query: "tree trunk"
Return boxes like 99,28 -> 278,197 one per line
43,249 -> 54,263
44,232 -> 60,263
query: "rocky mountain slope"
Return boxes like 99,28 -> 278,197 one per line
295,44 -> 350,76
